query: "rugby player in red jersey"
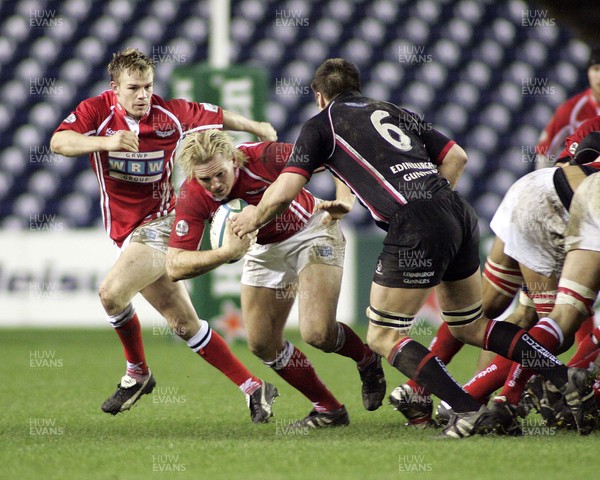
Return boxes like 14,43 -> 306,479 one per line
166,129 -> 386,428
535,47 -> 600,167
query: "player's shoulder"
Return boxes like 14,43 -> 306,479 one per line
239,141 -> 292,166
162,97 -> 220,112
178,178 -> 214,211
236,141 -> 269,170
236,141 -> 267,156
302,110 -> 330,133
79,90 -> 113,111
334,93 -> 398,110
152,94 -> 186,112
62,90 -> 113,127
557,88 -> 591,112
238,140 -> 286,163
236,140 -> 286,155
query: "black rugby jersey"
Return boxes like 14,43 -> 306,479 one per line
283,91 -> 456,226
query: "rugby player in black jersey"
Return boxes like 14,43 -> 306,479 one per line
232,58 -> 596,437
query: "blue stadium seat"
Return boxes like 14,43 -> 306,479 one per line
13,192 -> 45,221
405,81 -> 435,110
454,0 -> 485,24
366,0 -> 401,24
28,170 -> 60,199
372,61 -> 404,87
62,0 -> 92,21
401,17 -> 431,44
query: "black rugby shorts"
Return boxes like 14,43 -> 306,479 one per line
373,190 -> 480,288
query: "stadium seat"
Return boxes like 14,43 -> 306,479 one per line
59,59 -> 92,86
315,18 -> 342,45
435,103 -> 468,133
442,19 -> 473,48
366,0 -> 400,24
454,0 -> 484,24
372,61 -> 404,87
13,192 -> 45,221
405,81 -> 435,110
401,17 -> 431,44
181,17 -> 208,43
28,170 -> 60,199
28,102 -> 61,130
62,0 -> 92,20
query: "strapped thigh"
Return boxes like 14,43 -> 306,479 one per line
529,290 -> 557,316
556,278 -> 597,317
483,258 -> 523,297
518,289 -> 535,309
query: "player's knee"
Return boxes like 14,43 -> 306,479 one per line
366,329 -> 387,357
482,258 -> 522,318
246,339 -> 266,359
482,286 -> 512,319
504,292 -> 539,329
300,325 -> 335,352
98,281 -> 122,311
482,297 -> 510,320
150,293 -> 181,319
447,324 -> 475,345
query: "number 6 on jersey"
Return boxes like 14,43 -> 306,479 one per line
370,110 -> 412,152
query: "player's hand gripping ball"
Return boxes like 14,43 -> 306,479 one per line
210,198 -> 250,263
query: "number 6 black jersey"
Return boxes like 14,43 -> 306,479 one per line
283,91 -> 456,227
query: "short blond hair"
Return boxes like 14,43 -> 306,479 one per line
108,48 -> 155,83
177,130 -> 247,178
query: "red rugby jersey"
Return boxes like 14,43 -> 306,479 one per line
559,115 -> 600,159
54,90 -> 223,246
536,88 -> 600,161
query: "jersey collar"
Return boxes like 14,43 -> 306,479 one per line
334,90 -> 362,101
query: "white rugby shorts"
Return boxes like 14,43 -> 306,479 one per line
490,168 -> 568,277
122,211 -> 175,255
242,209 -> 345,288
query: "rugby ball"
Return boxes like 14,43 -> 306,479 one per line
210,198 -> 249,262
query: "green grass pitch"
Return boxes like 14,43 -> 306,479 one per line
1,326 -> 598,480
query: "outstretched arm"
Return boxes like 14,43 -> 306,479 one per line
222,109 -> 277,141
